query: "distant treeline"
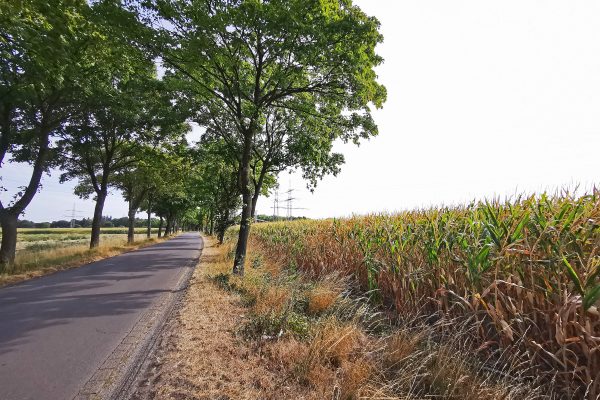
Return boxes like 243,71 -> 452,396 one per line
17,217 -> 162,229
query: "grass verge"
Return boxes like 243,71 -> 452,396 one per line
130,236 -> 313,400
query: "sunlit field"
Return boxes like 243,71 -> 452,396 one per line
13,227 -> 157,250
0,227 -> 161,285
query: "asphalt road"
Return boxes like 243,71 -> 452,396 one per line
0,232 -> 202,400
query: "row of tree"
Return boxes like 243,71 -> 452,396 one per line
1,0 -> 386,274
16,217 -> 164,229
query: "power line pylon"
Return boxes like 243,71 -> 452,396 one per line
64,203 -> 84,228
272,191 -> 280,219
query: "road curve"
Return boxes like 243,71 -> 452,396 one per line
0,232 -> 202,400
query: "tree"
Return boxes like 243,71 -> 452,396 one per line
58,59 -> 177,248
113,139 -> 189,243
192,139 -> 242,244
0,0 -> 114,269
111,165 -> 151,244
140,0 -> 387,275
149,143 -> 196,237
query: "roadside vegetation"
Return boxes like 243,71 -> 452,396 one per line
132,237 -> 315,399
142,190 -> 598,399
4,1 -> 598,398
147,223 -> 553,399
242,191 -> 599,399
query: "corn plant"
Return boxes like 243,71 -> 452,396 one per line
250,190 -> 600,398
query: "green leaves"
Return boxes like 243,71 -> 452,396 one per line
583,285 -> 600,311
139,0 -> 386,187
133,0 -> 386,270
563,256 -> 584,296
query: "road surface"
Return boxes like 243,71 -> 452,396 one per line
0,232 -> 202,400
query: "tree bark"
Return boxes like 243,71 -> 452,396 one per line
250,164 -> 268,219
158,216 -> 163,238
146,209 -> 151,238
251,192 -> 259,220
90,190 -> 107,248
165,217 -> 172,237
0,211 -> 18,271
217,209 -> 229,245
127,202 -> 136,244
234,189 -> 252,275
233,130 -> 254,275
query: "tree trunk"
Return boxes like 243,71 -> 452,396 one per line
0,124 -> 51,267
250,166 -> 268,219
0,211 -> 18,272
127,202 -> 136,244
158,216 -> 163,238
217,209 -> 229,245
146,209 -> 151,238
90,190 -> 107,248
251,192 -> 259,220
234,189 -> 252,275
165,217 -> 172,237
233,130 -> 254,275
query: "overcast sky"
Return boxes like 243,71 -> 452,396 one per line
3,1 -> 600,222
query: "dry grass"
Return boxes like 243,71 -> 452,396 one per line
131,237 -> 316,400
0,234 -> 168,287
127,231 -> 554,399
152,235 -> 548,400
251,191 -> 600,398
306,277 -> 343,316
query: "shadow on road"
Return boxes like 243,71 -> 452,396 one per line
0,233 -> 201,356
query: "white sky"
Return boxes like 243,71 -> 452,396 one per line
3,1 -> 600,221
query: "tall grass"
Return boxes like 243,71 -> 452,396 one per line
251,191 -> 600,398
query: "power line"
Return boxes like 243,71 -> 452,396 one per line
272,191 -> 280,219
63,203 -> 85,228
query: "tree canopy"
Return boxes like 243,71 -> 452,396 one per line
137,0 -> 386,274
0,0 -> 386,274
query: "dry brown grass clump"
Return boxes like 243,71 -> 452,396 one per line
306,278 -> 343,316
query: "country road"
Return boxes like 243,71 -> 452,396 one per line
0,232 -> 203,400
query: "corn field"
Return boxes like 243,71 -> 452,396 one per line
251,191 -> 600,398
